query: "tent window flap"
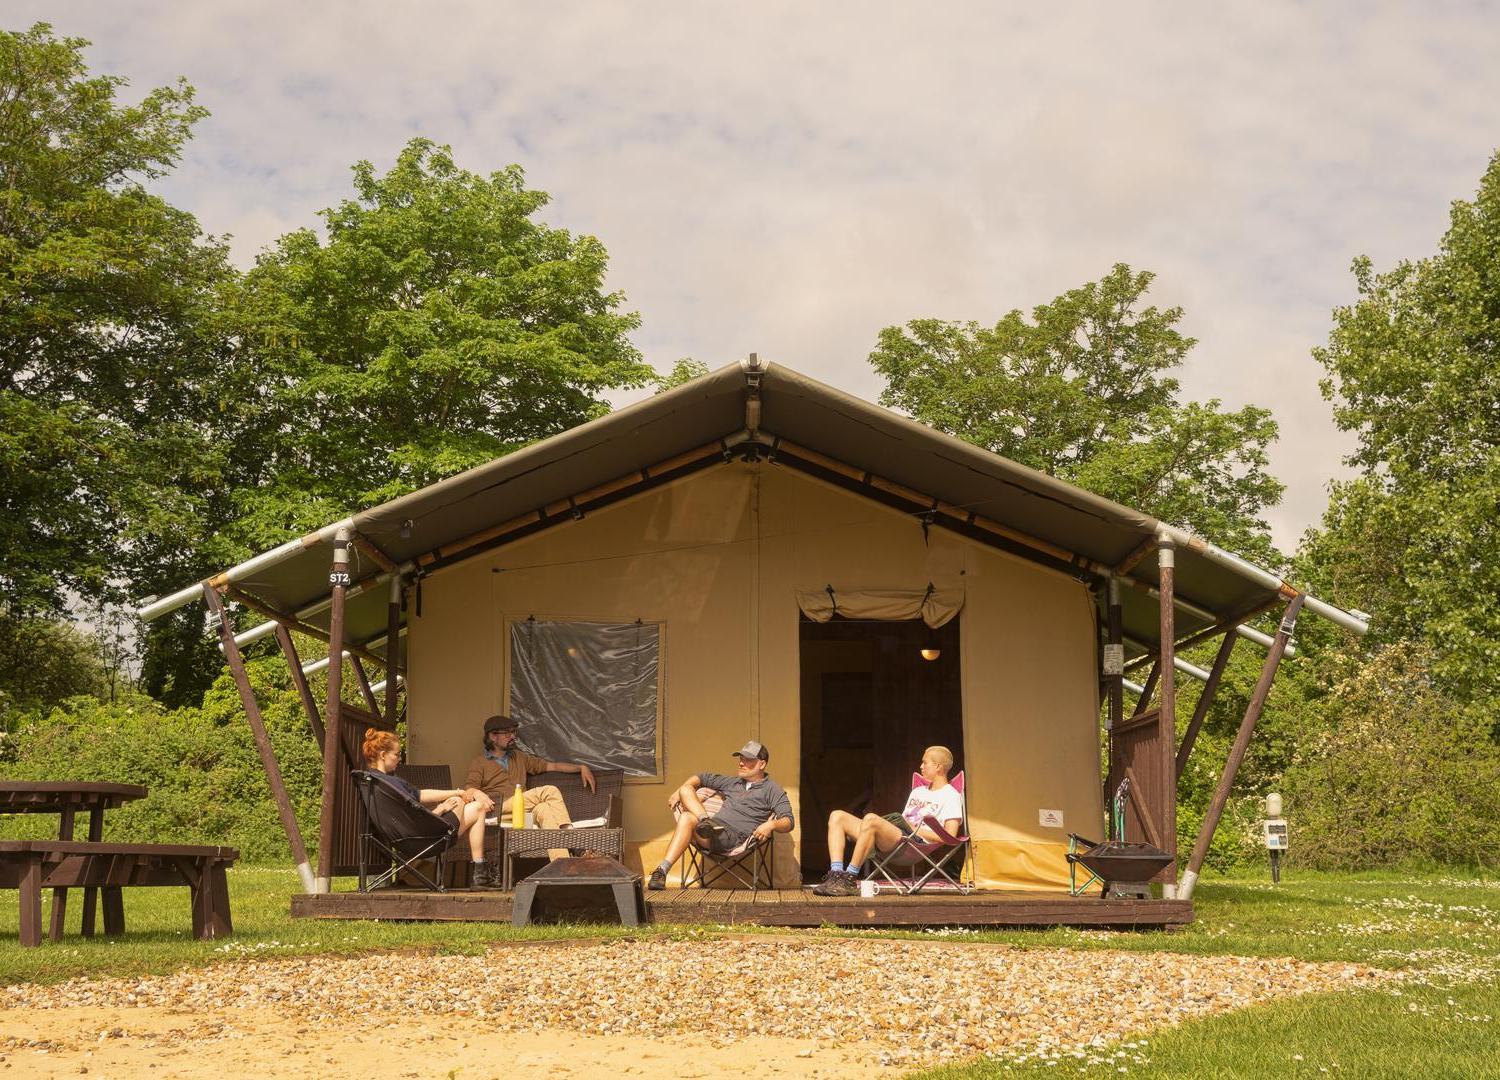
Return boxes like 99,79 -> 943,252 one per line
508,619 -> 662,778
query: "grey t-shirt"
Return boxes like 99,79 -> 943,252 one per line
698,771 -> 795,837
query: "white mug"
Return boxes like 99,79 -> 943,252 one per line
859,879 -> 878,898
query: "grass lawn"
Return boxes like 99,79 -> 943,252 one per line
1,868 -> 1496,1076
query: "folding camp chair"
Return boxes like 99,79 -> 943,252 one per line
866,771 -> 973,895
352,770 -> 459,893
676,788 -> 774,892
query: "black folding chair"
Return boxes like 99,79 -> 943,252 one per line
352,770 -> 458,893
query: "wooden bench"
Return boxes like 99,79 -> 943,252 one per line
0,840 -> 239,947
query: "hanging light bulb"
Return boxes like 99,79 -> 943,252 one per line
919,627 -> 941,661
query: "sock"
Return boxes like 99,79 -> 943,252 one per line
472,859 -> 484,865
830,861 -> 845,874
656,858 -> 673,875
848,863 -> 861,876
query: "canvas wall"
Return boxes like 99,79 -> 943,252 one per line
408,460 -> 1103,889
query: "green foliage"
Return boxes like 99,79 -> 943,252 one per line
1280,643 -> 1500,870
0,654 -> 325,861
870,264 -> 1284,560
0,616 -> 108,725
1307,149 -> 1500,699
0,23 -> 231,617
654,357 -> 709,393
218,138 -> 654,553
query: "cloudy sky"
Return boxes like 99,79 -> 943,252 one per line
23,3 -> 1500,552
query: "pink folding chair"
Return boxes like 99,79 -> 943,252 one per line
866,771 -> 973,895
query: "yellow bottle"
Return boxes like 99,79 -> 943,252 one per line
512,781 -> 526,830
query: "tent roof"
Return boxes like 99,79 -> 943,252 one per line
143,359 -> 1365,665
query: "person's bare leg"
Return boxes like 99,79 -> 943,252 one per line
826,810 -> 862,865
677,785 -> 709,821
458,802 -> 488,860
850,814 -> 905,868
661,811 -> 702,868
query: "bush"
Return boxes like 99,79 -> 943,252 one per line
1281,642 -> 1500,870
0,655 -> 328,861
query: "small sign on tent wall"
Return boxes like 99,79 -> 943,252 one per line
1038,809 -> 1064,828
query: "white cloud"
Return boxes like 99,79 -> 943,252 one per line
16,1 -> 1500,553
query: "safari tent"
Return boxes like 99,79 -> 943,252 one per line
140,356 -> 1367,908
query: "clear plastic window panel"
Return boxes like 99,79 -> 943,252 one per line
508,620 -> 660,777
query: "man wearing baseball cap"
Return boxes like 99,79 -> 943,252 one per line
647,738 -> 794,890
461,714 -> 597,885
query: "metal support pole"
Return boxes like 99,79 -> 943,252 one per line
274,624 -> 325,749
1175,630 -> 1237,779
384,575 -> 402,729
1178,594 -> 1305,900
203,586 -> 316,894
315,528 -> 351,893
1157,535 -> 1178,891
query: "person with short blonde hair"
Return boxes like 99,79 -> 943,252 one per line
813,745 -> 962,896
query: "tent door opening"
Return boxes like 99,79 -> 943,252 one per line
797,615 -> 964,883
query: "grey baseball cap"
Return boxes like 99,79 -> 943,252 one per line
732,739 -> 769,762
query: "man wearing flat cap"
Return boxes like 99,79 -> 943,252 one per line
647,738 -> 793,890
463,715 -> 596,882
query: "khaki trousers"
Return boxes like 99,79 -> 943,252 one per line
503,784 -> 573,860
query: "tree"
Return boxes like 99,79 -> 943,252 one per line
216,139 -> 653,553
1306,150 -> 1500,700
869,265 -> 1284,561
0,24 -> 231,620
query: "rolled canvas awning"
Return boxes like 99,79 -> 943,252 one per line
140,358 -> 1367,660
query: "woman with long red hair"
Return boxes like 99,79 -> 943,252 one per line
362,729 -> 492,883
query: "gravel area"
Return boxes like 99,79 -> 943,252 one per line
3,936 -> 1395,1073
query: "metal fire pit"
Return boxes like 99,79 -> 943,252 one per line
1073,841 -> 1173,883
510,856 -> 644,927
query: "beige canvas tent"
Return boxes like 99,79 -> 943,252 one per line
141,357 -> 1368,899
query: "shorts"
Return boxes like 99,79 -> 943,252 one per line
438,810 -> 461,831
882,812 -> 915,835
706,824 -> 752,854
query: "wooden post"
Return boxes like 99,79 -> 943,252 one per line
1178,593 -> 1305,900
350,656 -> 380,714
1157,534 -> 1177,890
1175,630 -> 1237,779
1105,578 -> 1124,733
384,575 -> 401,729
203,585 -> 316,894
1132,663 -> 1160,718
274,623 -> 326,749
316,528 -> 351,893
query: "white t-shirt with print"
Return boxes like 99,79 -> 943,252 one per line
901,782 -> 963,832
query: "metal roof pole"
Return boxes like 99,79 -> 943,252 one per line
1157,534 -> 1179,893
1159,524 -> 1369,636
137,518 -> 355,622
203,586 -> 316,894
1179,594 -> 1305,901
315,528 -> 351,893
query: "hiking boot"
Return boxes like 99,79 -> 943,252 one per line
648,867 -> 668,891
812,869 -> 857,897
694,816 -> 726,845
471,863 -> 500,890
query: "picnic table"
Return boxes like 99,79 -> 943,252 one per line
0,780 -> 147,940
0,781 -> 238,946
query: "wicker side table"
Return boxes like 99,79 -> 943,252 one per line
502,827 -> 624,890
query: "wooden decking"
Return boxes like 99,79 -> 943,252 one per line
292,887 -> 1192,929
